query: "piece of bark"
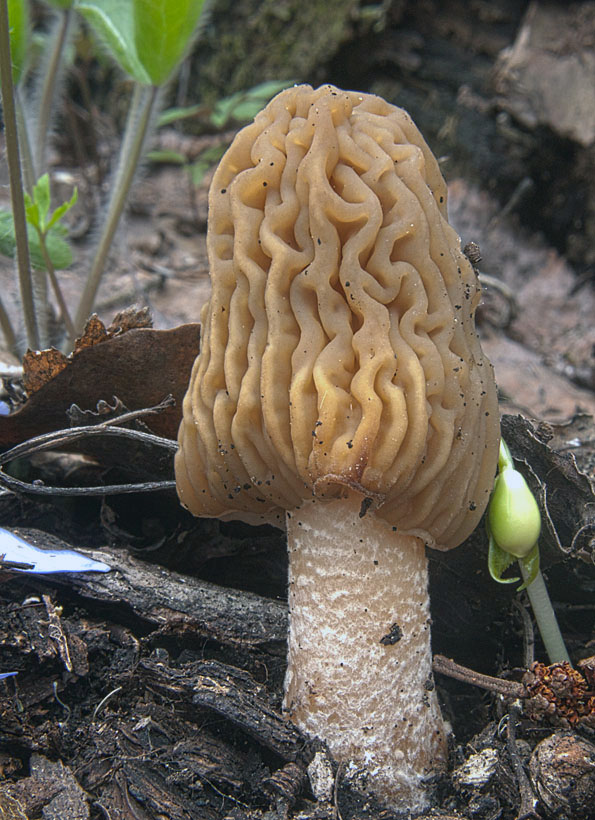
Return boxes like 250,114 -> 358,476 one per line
29,754 -> 89,820
140,656 -> 305,762
45,540 -> 288,647
494,2 -> 595,147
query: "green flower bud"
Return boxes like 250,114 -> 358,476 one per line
487,467 -> 541,557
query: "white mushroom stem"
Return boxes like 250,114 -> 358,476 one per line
283,492 -> 447,810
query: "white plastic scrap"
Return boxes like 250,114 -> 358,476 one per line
0,527 -> 111,574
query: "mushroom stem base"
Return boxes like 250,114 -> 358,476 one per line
284,493 -> 447,810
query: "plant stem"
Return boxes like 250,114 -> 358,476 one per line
15,89 -> 34,193
0,0 -> 39,352
33,8 -> 73,177
74,83 -> 159,336
0,298 -> 17,354
519,562 -> 570,664
38,235 -> 76,345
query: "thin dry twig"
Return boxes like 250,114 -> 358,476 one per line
433,655 -> 526,699
0,396 -> 177,497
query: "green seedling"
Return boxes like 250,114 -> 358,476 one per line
157,80 -> 294,130
150,82 -> 293,192
72,0 -> 207,337
24,174 -> 78,343
487,438 -> 569,664
0,0 -> 208,353
1,0 -> 77,352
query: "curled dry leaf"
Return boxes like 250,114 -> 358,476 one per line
22,348 -> 69,395
1,322 -> 200,447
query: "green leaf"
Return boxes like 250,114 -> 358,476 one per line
46,0 -> 74,7
74,0 -> 150,84
487,532 -> 519,585
488,467 -> 541,558
187,143 -> 227,186
46,186 -> 78,231
133,0 -> 206,85
32,173 -> 51,231
0,210 -> 18,258
39,228 -> 73,269
517,542 -> 540,591
210,80 -> 293,129
7,0 -> 30,85
145,149 -> 188,165
157,102 -> 206,127
0,208 -> 73,270
498,438 -> 514,473
23,192 -> 40,231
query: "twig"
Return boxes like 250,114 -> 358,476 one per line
0,396 -> 177,465
0,471 -> 176,497
0,398 -> 178,497
506,701 -> 539,820
513,599 -> 535,668
433,655 -> 526,699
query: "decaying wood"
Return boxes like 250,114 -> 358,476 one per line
140,656 -> 306,761
47,542 -> 288,647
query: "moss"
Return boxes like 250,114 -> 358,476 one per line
189,0 -> 359,105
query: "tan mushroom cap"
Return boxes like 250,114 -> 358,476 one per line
176,84 -> 500,550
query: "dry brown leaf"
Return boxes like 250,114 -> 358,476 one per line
107,306 -> 153,334
72,314 -> 109,354
0,323 -> 200,448
22,348 -> 69,395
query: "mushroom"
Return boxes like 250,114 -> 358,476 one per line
175,85 -> 500,809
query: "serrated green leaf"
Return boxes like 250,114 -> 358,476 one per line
0,210 -> 18,258
38,228 -> 73,269
74,0 -> 150,83
133,0 -> 205,85
0,209 -> 73,270
23,192 -> 40,231
46,187 -> 78,231
6,0 -> 30,85
32,173 -> 51,231
487,532 -> 519,585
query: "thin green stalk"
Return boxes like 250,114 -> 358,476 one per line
74,84 -> 159,335
33,8 -> 73,177
519,562 -> 570,664
0,297 -> 17,353
0,0 -> 39,352
38,237 -> 76,346
15,89 -> 35,194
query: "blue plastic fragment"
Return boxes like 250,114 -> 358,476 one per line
0,527 -> 111,574
0,671 -> 18,679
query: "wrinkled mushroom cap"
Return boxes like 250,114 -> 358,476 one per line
176,84 -> 500,550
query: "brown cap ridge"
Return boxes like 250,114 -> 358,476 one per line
176,84 -> 500,550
